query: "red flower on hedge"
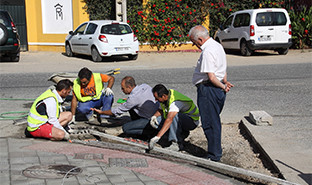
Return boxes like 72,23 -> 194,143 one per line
153,4 -> 156,7
304,30 -> 308,34
301,18 -> 305,21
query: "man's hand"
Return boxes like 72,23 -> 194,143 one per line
224,82 -> 234,92
104,87 -> 114,96
148,136 -> 160,150
90,108 -> 103,114
150,116 -> 159,129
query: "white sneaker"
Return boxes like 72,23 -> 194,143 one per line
165,142 -> 180,152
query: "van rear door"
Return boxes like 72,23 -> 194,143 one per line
254,10 -> 290,44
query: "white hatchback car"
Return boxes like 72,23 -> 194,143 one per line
215,8 -> 292,56
65,20 -> 139,61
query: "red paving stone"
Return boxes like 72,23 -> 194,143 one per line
24,141 -> 232,184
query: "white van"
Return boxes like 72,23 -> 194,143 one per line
215,8 -> 292,56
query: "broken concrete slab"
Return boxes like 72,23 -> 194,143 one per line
249,111 -> 273,126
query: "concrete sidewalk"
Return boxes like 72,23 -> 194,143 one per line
0,137 -> 238,185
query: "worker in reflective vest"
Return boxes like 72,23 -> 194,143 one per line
71,67 -> 115,121
27,79 -> 73,140
148,84 -> 199,151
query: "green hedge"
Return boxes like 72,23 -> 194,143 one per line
83,0 -> 311,50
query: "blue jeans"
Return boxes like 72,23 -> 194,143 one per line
197,83 -> 226,161
157,113 -> 197,143
122,117 -> 150,135
77,93 -> 114,119
122,110 -> 156,138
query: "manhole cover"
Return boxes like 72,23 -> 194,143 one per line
22,164 -> 82,179
109,158 -> 148,168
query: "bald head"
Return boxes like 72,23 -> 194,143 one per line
121,76 -> 136,94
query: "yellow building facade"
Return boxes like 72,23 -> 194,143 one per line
25,0 -> 199,52
25,0 -> 88,52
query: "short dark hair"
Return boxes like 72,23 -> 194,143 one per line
56,79 -> 73,91
78,67 -> 92,80
122,76 -> 136,88
152,84 -> 169,97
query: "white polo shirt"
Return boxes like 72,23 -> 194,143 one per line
192,38 -> 227,85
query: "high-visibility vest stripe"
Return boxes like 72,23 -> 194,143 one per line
161,89 -> 199,121
73,73 -> 103,102
27,89 -> 60,132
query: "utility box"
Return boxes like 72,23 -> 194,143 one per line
116,0 -> 127,23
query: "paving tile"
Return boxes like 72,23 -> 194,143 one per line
116,181 -> 145,185
12,179 -> 45,185
144,181 -> 168,185
135,172 -> 157,181
46,177 -> 78,185
122,173 -> 141,182
10,156 -> 39,164
0,173 -> 10,184
161,174 -> 193,185
107,174 -> 126,183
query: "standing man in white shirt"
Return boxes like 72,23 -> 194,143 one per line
27,79 -> 73,141
189,25 -> 233,161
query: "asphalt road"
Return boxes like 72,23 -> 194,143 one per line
1,50 -> 311,144
0,50 -> 311,184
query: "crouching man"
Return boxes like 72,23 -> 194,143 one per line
148,84 -> 200,151
26,79 -> 73,141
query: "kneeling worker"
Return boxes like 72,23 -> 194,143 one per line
149,84 -> 199,151
92,76 -> 159,138
27,79 -> 73,140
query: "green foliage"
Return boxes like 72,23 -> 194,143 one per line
142,0 -> 208,50
83,0 -> 115,20
126,0 -> 145,43
206,0 -> 286,37
289,6 -> 312,48
83,0 -> 310,50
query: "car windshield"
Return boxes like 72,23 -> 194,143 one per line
101,24 -> 132,35
256,12 -> 287,26
0,11 -> 11,27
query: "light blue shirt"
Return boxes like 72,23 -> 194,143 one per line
111,84 -> 159,119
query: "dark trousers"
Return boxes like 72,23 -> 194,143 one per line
122,110 -> 156,139
197,83 -> 226,161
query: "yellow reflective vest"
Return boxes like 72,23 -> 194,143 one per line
160,89 -> 199,121
27,89 -> 60,132
73,73 -> 103,102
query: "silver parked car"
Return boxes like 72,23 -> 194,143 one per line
65,20 -> 139,61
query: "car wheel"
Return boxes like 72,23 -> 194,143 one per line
65,43 -> 73,57
91,47 -> 102,62
0,23 -> 9,45
128,54 -> 138,60
277,48 -> 289,55
11,55 -> 19,62
215,37 -> 220,43
240,40 -> 253,56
